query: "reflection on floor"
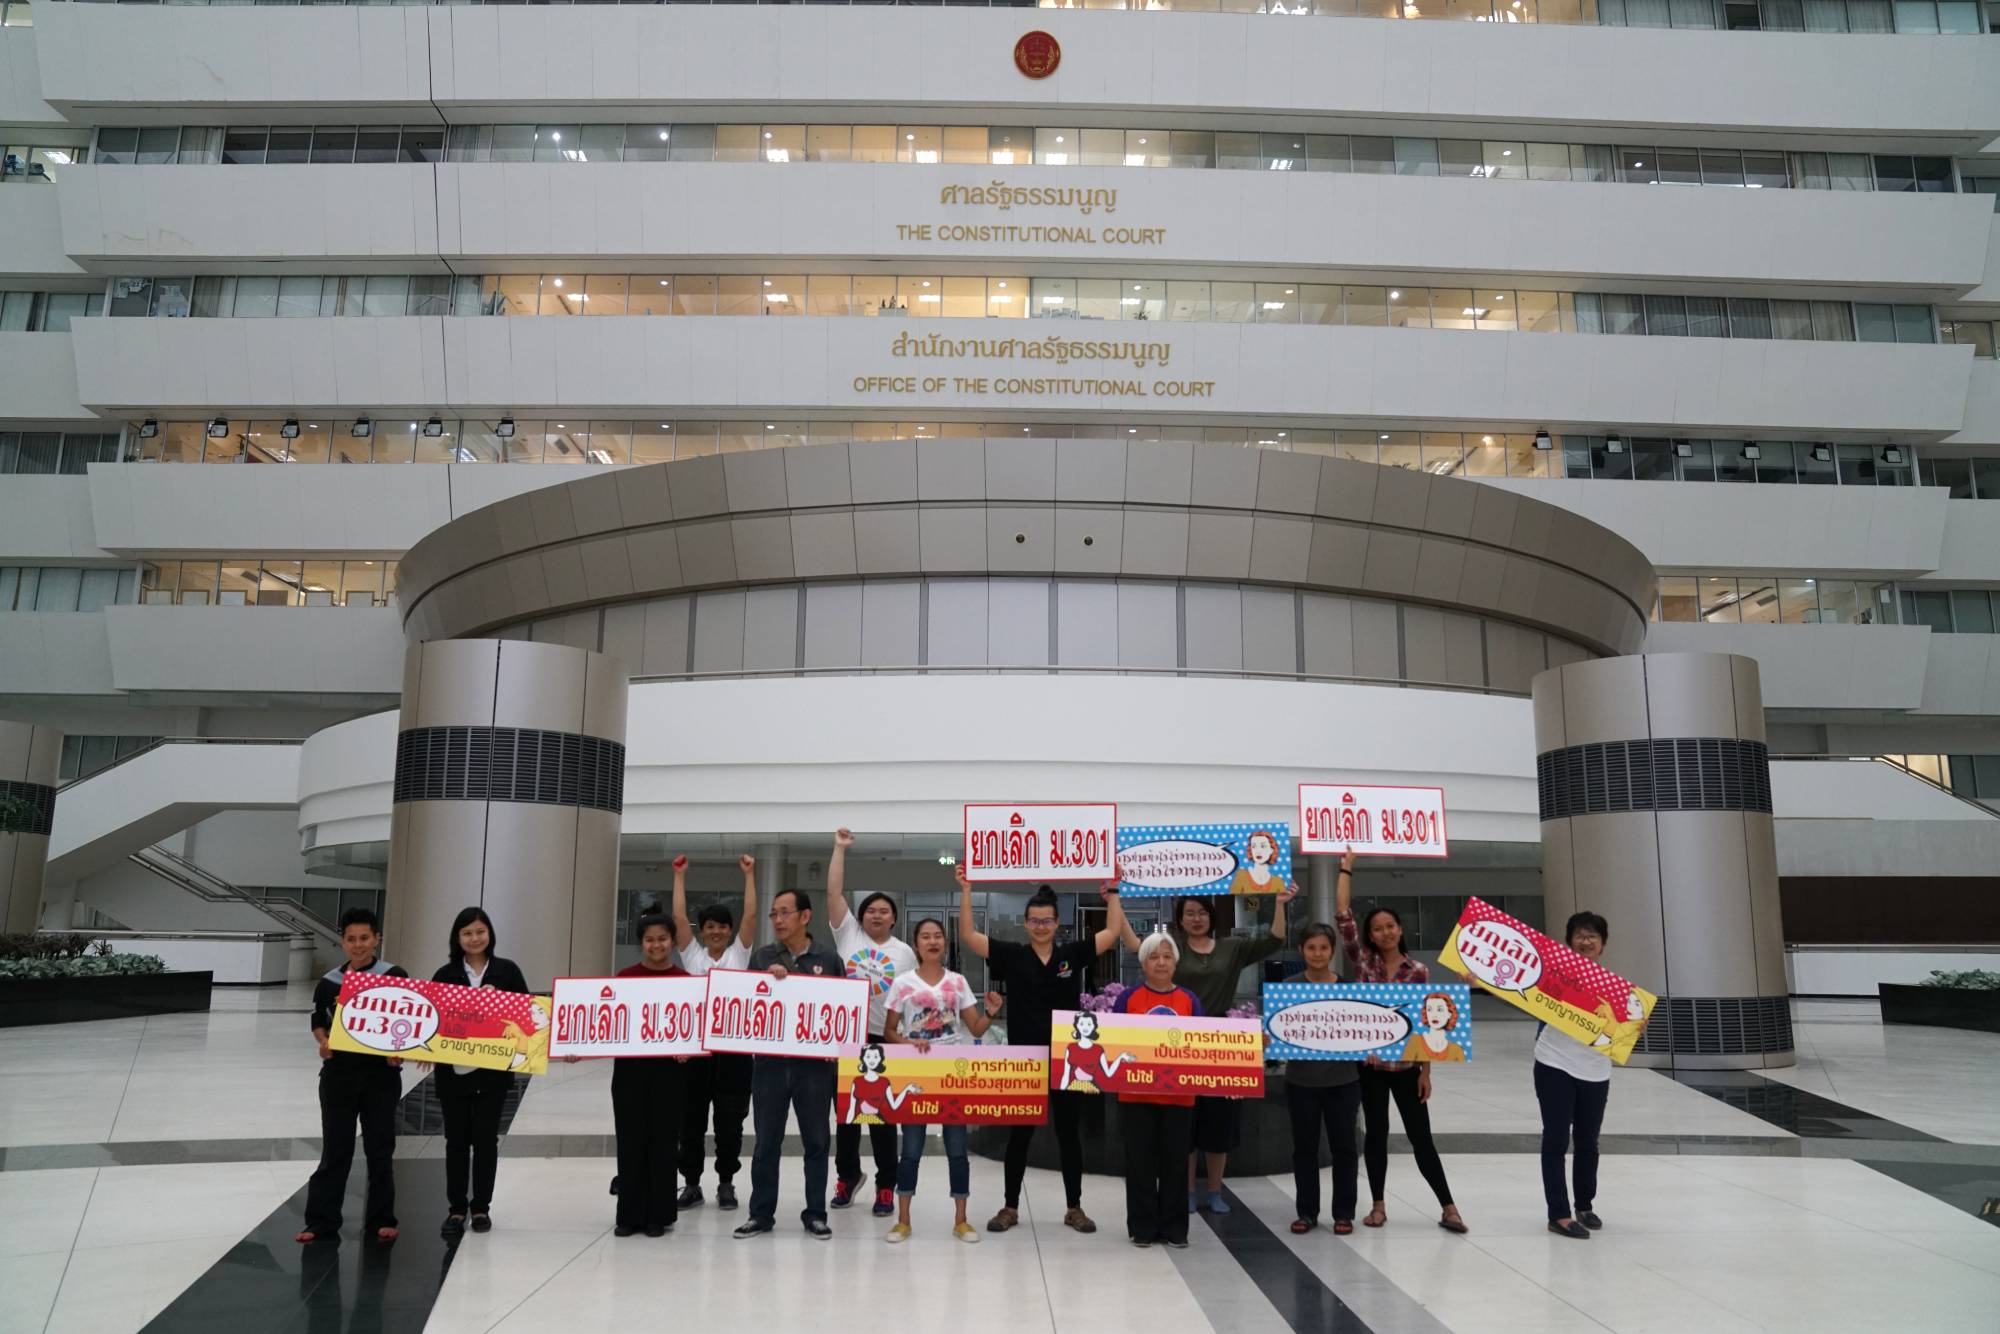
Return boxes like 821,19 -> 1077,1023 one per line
0,995 -> 1995,1334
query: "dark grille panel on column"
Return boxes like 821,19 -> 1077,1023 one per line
393,726 -> 625,814
1632,996 -> 1794,1056
0,780 -> 56,837
1536,738 -> 1771,821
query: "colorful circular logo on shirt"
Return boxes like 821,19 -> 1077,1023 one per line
847,947 -> 899,997
1014,31 -> 1061,80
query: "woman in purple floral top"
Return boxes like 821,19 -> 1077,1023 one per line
1334,851 -> 1468,1234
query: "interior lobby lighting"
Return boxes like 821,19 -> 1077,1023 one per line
207,418 -> 230,439
496,418 -> 516,439
281,419 -> 301,440
1810,444 -> 1832,462
1604,434 -> 1624,454
1742,443 -> 1763,461
423,417 -> 445,438
1532,429 -> 1553,451
1882,447 -> 1905,465
138,419 -> 159,439
1675,441 -> 1695,458
351,420 -> 372,439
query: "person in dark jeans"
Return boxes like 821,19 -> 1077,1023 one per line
956,864 -> 1129,1235
1536,911 -> 1645,1240
296,909 -> 406,1245
427,906 -> 529,1236
1280,925 -> 1361,1235
733,888 -> 846,1240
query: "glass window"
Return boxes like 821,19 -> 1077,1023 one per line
176,128 -> 222,165
400,127 -> 444,164
265,127 -> 311,165
1751,441 -> 1796,483
361,276 -> 408,318
309,127 -> 356,165
1771,301 -> 1815,340
1893,0 -> 1940,29
1525,143 -> 1571,181
1432,289 -> 1476,332
1076,279 -> 1121,322
1343,287 -> 1387,327
533,125 -> 581,163
1421,434 -> 1464,475
1855,304 -> 1897,343
1925,456 -> 1975,498
1743,151 -> 1788,189
1631,438 -> 1676,481
1973,460 -> 2000,501
445,125 -> 490,163
1378,433 -> 1421,472
1817,580 -> 1863,625
1811,301 -> 1856,341
349,127 -> 396,165
490,125 -> 535,164
1351,137 -> 1394,175
543,275 -> 587,317
1298,285 -> 1340,326
1700,149 -> 1745,187
1829,153 -> 1872,191
1657,148 -> 1701,186
1727,298 -> 1772,339
232,277 -> 279,319
1394,138 -> 1439,176
853,276 -> 895,318
407,276 -> 450,319
1483,142 -> 1526,179
1080,129 -> 1125,168
1169,131 -> 1215,169
1657,576 -> 1699,622
94,128 -> 138,166
1439,141 -> 1484,178
717,277 -> 761,318
1569,144 -> 1615,183
1619,148 -> 1659,185
276,276 -> 321,319
579,125 -> 622,164
1904,590 -> 1954,632
1165,281 -> 1209,323
1033,128 -> 1077,167
1644,296 -> 1688,337
34,567 -> 81,612
1699,576 -> 1740,623
1953,590 -> 1996,634
1837,444 -> 1880,486
1464,434 -> 1507,477
1604,294 -> 1646,336
1893,305 -> 1933,344
668,124 -> 716,164
1735,576 -> 1782,623
135,128 -> 179,165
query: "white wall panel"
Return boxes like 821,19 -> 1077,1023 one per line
85,461 -> 452,558
1939,358 -> 2000,447
101,604 -> 404,697
0,612 -> 114,697
0,27 -> 60,127
0,186 -> 84,281
1932,499 -> 2000,583
1916,631 -> 2000,717
0,477 -> 111,563
1643,622 -> 1930,712
0,332 -> 93,424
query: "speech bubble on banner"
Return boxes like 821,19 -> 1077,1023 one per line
1450,917 -> 1546,995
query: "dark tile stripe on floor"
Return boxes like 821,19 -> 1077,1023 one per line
1196,1185 -> 1378,1334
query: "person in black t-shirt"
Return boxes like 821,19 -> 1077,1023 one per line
296,908 -> 406,1245
956,864 -> 1128,1235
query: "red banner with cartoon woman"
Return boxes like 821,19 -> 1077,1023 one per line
1047,1009 -> 1265,1098
1439,898 -> 1655,1065
835,1045 -> 1048,1125
329,971 -> 551,1075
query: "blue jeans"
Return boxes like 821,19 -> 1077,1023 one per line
895,1123 -> 970,1200
748,1056 -> 835,1225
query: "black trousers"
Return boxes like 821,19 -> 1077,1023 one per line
1359,1065 -> 1455,1208
1534,1061 -> 1610,1222
436,1068 -> 511,1214
678,1051 -> 752,1187
303,1061 -> 400,1236
1286,1080 -> 1361,1224
1122,1101 -> 1193,1245
612,1058 -> 686,1231
834,1031 -> 897,1191
1003,1088 -> 1085,1210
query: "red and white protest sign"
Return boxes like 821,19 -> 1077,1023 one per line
700,968 -> 868,1060
1299,783 -> 1448,858
963,803 -> 1117,882
548,975 -> 710,1059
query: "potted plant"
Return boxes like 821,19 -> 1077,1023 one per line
1878,969 -> 2000,1035
0,933 -> 212,1027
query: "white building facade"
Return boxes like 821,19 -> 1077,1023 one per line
2,3 -> 1997,1025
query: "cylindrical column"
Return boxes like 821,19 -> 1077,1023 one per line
755,842 -> 786,948
1532,653 -> 1790,1070
1306,851 -> 1337,928
384,640 -> 627,990
0,722 -> 61,935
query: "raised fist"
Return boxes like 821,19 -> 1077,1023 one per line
672,855 -> 689,873
834,828 -> 855,849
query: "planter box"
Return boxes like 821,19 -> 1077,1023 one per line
1878,983 -> 2000,1034
0,970 -> 213,1027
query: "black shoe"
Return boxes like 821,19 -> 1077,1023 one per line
470,1213 -> 491,1233
1577,1210 -> 1602,1231
716,1181 -> 738,1210
733,1219 -> 775,1239
1165,1238 -> 1190,1249
831,1179 -> 860,1210
614,1225 -> 639,1238
1130,1237 -> 1154,1248
677,1184 -> 704,1209
441,1214 -> 466,1237
1548,1219 -> 1591,1240
804,1219 -> 833,1240
644,1225 -> 667,1238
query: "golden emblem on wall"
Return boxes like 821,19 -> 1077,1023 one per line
1013,30 -> 1062,80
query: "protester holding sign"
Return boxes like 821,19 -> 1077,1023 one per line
1334,852 -> 1468,1234
671,852 -> 757,1212
735,887 -> 848,1241
610,914 -> 691,1238
1280,924 -> 1362,1236
958,864 -> 1129,1235
426,907 -> 531,1238
1535,911 -> 1639,1241
1119,933 -> 1204,1249
1119,883 -> 1294,1214
879,917 -> 1004,1245
827,828 -> 918,1218
296,908 -> 406,1246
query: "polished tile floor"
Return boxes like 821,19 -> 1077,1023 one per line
2,991 -> 1995,1334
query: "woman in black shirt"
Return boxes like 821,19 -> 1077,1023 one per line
428,906 -> 530,1236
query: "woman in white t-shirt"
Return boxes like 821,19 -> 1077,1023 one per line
1534,911 -> 1646,1241
879,917 -> 1003,1245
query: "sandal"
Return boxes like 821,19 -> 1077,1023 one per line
1362,1206 -> 1387,1228
293,1230 -> 321,1244
1438,1208 -> 1469,1235
1290,1219 -> 1312,1235
373,1226 -> 398,1242
1333,1220 -> 1355,1235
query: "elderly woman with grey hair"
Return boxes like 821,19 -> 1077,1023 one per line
1115,931 -> 1206,1249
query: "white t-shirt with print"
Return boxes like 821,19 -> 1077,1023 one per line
680,938 -> 750,977
884,969 -> 976,1047
1534,1022 -> 1612,1082
833,912 -> 917,1036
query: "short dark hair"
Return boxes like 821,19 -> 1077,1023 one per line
911,916 -> 947,944
635,913 -> 674,943
447,906 -> 495,964
1024,887 -> 1061,920
1174,896 -> 1217,933
338,907 -> 381,936
1298,921 -> 1339,952
1565,911 -> 1609,946
696,903 -> 736,930
773,888 -> 812,918
856,891 -> 898,923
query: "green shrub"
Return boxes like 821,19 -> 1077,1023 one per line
0,935 -> 162,978
0,933 -> 110,962
1919,969 -> 2000,991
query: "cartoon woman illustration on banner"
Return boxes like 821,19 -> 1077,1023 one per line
1059,1012 -> 1131,1093
1399,992 -> 1467,1063
844,1043 -> 921,1125
502,999 -> 550,1072
1590,992 -> 1649,1062
1227,830 -> 1286,897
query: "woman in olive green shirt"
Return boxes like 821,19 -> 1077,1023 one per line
1123,885 -> 1294,1213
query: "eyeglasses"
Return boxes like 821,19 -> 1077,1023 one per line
1024,917 -> 1059,927
769,908 -> 800,921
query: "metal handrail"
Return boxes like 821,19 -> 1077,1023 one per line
1771,754 -> 2000,820
57,736 -> 303,789
128,845 -> 339,946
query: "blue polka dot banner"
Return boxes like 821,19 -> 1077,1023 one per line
1116,822 -> 1293,898
1261,982 -> 1473,1063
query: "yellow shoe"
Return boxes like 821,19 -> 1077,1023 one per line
885,1222 -> 912,1244
953,1222 -> 981,1244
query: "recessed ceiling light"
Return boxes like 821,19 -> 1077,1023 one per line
1389,290 -> 1401,299
552,278 -> 563,288
556,423 -> 566,429
906,133 -> 915,141
997,282 -> 1007,289
550,132 -> 561,142
763,132 -> 773,140
658,130 -> 669,140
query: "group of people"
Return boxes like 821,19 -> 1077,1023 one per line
298,833 -> 1626,1250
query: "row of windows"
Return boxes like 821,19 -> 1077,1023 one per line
39,0 -> 2000,36
56,735 -> 160,783
1902,589 -> 2000,635
115,417 -> 1950,486
0,434 -> 123,476
89,123 -> 1980,199
1941,321 -> 2000,358
91,273 -> 1940,345
138,559 -> 399,607
0,566 -> 141,613
0,146 -> 83,182
1,292 -> 107,332
1922,455 -> 2000,500
1932,755 -> 2000,802
1654,575 -> 1898,625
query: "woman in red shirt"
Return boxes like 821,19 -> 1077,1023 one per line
1117,933 -> 1205,1249
612,914 -> 691,1237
